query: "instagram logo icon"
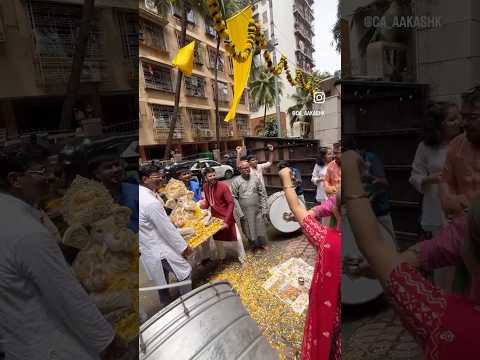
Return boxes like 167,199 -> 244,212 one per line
313,91 -> 326,104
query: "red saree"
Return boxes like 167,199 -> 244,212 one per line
301,215 -> 341,360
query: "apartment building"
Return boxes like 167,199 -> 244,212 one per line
0,0 -> 138,143
138,0 -> 251,160
250,0 -> 315,137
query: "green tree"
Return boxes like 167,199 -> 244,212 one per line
249,66 -> 283,133
287,71 -> 330,128
60,0 -> 96,130
158,0 -> 209,160
288,87 -> 313,128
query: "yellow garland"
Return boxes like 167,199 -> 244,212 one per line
206,0 -> 322,95
207,0 -> 267,63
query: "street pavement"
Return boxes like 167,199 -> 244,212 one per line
139,176 -> 422,359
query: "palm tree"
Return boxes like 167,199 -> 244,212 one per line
287,71 -> 331,136
249,66 -> 283,131
288,87 -> 313,128
160,0 -> 209,160
60,0 -> 95,129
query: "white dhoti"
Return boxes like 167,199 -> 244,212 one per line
215,224 -> 246,263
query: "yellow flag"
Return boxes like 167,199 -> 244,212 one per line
224,6 -> 253,122
172,40 -> 195,76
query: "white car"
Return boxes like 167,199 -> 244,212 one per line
191,160 -> 234,179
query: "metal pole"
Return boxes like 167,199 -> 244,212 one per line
268,0 -> 282,137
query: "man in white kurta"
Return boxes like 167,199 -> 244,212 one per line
0,144 -> 116,360
138,164 -> 192,306
236,144 -> 274,187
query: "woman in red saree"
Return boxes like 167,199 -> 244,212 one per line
343,150 -> 480,359
279,168 -> 341,360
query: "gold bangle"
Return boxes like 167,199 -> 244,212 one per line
283,185 -> 296,190
345,192 -> 369,201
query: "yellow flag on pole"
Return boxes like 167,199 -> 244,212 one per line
224,6 -> 253,122
172,40 -> 195,76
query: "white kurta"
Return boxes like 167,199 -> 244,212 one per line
0,194 -> 114,360
409,141 -> 448,230
139,186 -> 191,286
311,164 -> 328,203
250,161 -> 271,187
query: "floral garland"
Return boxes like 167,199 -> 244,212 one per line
207,0 -> 267,62
206,0 -> 323,95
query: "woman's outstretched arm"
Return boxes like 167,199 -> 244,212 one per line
343,151 -> 400,284
279,168 -> 310,225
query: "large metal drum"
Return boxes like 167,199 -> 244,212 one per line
341,210 -> 384,305
267,191 -> 300,234
139,281 -> 278,360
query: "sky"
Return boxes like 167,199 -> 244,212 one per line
313,0 -> 340,75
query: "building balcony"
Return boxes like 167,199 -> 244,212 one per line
294,24 -> 313,44
205,24 -> 217,37
139,0 -> 168,25
35,57 -> 108,86
237,128 -> 251,137
153,128 -> 183,142
220,128 -> 235,138
193,127 -> 214,140
295,48 -> 313,62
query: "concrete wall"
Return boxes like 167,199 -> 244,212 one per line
312,94 -> 340,148
414,0 -> 480,102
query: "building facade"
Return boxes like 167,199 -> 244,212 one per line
0,0 -> 138,143
138,0 -> 251,161
250,0 -> 315,137
312,79 -> 340,148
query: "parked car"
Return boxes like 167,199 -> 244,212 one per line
165,159 -> 234,182
192,159 -> 234,180
222,154 -> 240,175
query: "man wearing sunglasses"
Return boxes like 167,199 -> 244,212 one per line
0,143 -> 124,359
441,86 -> 480,215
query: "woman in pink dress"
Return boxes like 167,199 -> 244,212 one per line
343,150 -> 480,359
279,168 -> 341,360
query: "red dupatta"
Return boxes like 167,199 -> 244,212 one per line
301,215 -> 342,360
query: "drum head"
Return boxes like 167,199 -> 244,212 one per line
341,275 -> 383,305
267,192 -> 301,233
341,211 -> 384,305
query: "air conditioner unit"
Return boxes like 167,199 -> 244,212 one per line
144,0 -> 158,13
199,128 -> 213,137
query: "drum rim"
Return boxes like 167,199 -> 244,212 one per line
267,191 -> 301,233
340,275 -> 384,305
141,280 -> 233,332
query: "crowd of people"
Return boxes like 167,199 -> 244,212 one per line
0,142 -> 138,359
344,86 -> 480,359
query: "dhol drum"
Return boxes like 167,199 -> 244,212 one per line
139,281 -> 278,360
267,191 -> 301,234
342,209 -> 384,305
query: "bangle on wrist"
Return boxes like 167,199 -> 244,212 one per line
283,184 -> 296,190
